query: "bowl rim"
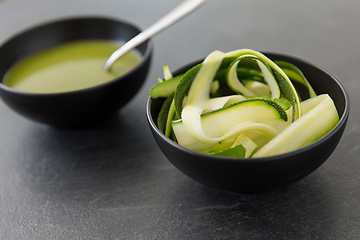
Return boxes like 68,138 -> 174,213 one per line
0,15 -> 154,97
146,51 -> 350,163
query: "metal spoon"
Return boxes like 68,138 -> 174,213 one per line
102,0 -> 207,72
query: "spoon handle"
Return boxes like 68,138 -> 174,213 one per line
103,0 -> 207,72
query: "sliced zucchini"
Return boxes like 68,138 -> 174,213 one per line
245,81 -> 270,97
157,93 -> 174,134
225,49 -> 301,122
203,95 -> 246,113
165,98 -> 176,138
275,61 -> 317,98
227,55 -> 280,99
163,63 -> 173,80
151,48 -> 339,158
174,64 -> 202,118
253,94 -> 339,157
173,98 -> 290,147
231,132 -> 258,158
227,56 -> 257,96
149,74 -> 183,99
181,51 -> 226,143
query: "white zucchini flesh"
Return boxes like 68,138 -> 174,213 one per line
163,64 -> 173,80
231,133 -> 258,158
253,94 -> 339,157
245,81 -> 271,97
173,122 -> 280,152
200,100 -> 289,139
173,99 -> 290,149
256,60 -> 280,99
227,56 -> 281,99
203,95 -> 246,113
227,56 -> 257,96
181,50 -> 226,144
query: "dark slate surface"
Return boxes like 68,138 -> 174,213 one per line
0,0 -> 359,239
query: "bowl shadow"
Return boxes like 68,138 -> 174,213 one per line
165,174 -> 337,239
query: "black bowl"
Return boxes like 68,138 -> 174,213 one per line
146,52 -> 350,193
0,17 -> 153,128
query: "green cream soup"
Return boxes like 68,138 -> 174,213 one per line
3,40 -> 142,93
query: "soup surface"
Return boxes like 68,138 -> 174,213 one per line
3,40 -> 142,93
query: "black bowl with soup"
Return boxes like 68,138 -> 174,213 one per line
0,17 -> 153,127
